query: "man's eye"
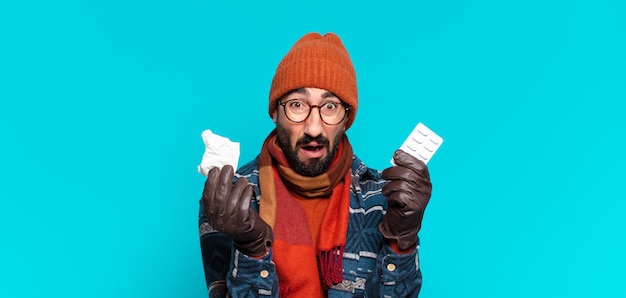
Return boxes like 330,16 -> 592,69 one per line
287,100 -> 309,111
323,102 -> 338,110
288,100 -> 307,109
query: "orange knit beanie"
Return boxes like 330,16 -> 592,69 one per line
269,32 -> 358,129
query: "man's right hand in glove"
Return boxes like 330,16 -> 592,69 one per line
202,165 -> 274,257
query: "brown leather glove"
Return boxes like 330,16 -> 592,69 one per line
380,150 -> 432,251
202,165 -> 274,257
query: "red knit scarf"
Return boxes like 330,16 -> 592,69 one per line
258,130 -> 352,296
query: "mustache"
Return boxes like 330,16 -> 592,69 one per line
297,134 -> 329,147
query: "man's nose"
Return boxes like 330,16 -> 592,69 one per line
303,108 -> 324,137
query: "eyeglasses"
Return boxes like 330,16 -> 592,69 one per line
278,99 -> 350,125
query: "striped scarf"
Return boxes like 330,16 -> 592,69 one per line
258,130 -> 352,296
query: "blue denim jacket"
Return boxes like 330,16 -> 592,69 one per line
199,155 -> 422,297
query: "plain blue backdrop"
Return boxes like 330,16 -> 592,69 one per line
1,0 -> 625,297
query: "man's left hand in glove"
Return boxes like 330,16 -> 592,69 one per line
379,149 -> 433,251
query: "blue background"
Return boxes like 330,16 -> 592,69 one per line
1,0 -> 625,297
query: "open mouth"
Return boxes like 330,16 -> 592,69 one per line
302,145 -> 324,152
300,143 -> 327,159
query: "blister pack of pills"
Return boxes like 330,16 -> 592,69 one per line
392,122 -> 444,165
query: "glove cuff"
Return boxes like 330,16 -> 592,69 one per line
378,223 -> 419,251
233,225 -> 274,257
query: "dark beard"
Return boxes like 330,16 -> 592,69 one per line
275,126 -> 343,177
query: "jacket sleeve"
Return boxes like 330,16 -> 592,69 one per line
226,249 -> 279,297
200,201 -> 279,298
356,163 -> 423,298
372,238 -> 422,297
200,202 -> 279,298
199,200 -> 232,297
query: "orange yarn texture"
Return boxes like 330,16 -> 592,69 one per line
269,32 -> 358,129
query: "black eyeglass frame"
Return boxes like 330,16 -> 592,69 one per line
277,99 -> 351,126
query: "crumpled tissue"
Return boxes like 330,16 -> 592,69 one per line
197,129 -> 240,176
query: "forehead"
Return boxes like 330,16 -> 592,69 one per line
284,87 -> 339,100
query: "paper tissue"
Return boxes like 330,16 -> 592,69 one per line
197,129 -> 240,176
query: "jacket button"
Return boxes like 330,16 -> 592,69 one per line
386,263 -> 396,272
260,270 -> 269,278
